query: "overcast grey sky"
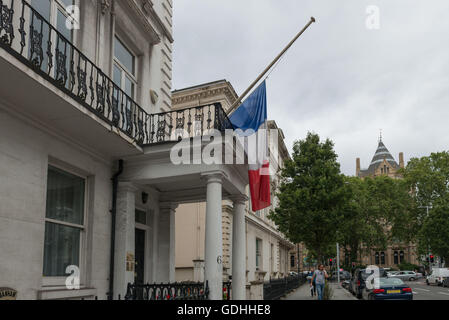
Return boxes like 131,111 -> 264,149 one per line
172,0 -> 449,176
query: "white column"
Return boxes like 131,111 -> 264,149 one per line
151,208 -> 159,283
114,183 -> 138,299
156,202 -> 178,283
231,195 -> 248,300
202,172 -> 224,300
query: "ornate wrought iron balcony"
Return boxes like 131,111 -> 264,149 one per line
0,0 -> 233,146
146,103 -> 234,145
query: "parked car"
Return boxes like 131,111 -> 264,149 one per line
289,271 -> 299,277
443,277 -> 449,288
362,278 -> 413,300
350,268 -> 387,299
387,271 -> 399,278
332,270 -> 351,281
426,268 -> 449,286
388,271 -> 420,281
342,280 -> 351,290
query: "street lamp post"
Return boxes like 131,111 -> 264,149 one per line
419,205 -> 433,273
337,243 -> 341,286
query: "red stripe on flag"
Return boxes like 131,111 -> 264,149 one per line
248,162 -> 271,212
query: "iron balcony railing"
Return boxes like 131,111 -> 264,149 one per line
263,275 -> 307,300
146,103 -> 234,145
0,0 -> 233,146
124,281 -> 233,301
124,281 -> 210,301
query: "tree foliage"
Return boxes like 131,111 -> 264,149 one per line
338,176 -> 416,263
270,133 -> 347,262
403,152 -> 449,261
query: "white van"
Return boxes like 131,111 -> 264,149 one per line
426,268 -> 449,286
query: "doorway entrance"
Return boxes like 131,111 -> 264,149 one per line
135,228 -> 146,285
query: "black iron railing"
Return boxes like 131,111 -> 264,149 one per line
124,281 -> 233,301
263,275 -> 307,300
0,0 -> 233,146
124,282 -> 209,301
145,103 -> 234,145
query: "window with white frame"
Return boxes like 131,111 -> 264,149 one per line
43,165 -> 86,277
31,0 -> 77,72
113,36 -> 137,99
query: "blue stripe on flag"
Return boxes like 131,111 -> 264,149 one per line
229,81 -> 267,132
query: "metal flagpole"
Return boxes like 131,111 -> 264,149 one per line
227,17 -> 316,115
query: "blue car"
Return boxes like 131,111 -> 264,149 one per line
362,278 -> 413,300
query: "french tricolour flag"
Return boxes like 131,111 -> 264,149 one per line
229,81 -> 271,212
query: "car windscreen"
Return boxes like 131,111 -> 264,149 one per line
379,278 -> 405,286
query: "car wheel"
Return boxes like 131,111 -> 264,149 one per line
409,277 -> 415,281
426,280 -> 429,285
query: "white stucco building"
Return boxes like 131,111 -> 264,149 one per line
173,81 -> 294,299
0,0 -> 250,301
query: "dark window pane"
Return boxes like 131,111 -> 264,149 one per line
57,9 -> 72,42
125,75 -> 134,99
114,37 -> 135,75
30,0 -> 51,72
33,0 -> 51,20
43,222 -> 80,277
135,209 -> 147,225
113,64 -> 122,87
46,166 -> 85,225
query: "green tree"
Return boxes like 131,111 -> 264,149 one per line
338,176 -> 416,265
419,200 -> 449,263
270,133 -> 347,262
402,152 -> 449,259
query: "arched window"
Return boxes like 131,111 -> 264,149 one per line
381,252 -> 386,265
400,251 -> 405,264
375,252 -> 380,265
290,255 -> 296,268
394,251 -> 399,265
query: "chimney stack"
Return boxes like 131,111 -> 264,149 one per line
399,153 -> 405,168
356,158 -> 361,177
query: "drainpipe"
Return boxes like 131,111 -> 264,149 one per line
108,159 -> 124,300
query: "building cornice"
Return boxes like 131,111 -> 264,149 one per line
172,86 -> 238,108
138,0 -> 174,43
119,0 -> 164,45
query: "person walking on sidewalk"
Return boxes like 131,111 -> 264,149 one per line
311,264 -> 329,300
308,268 -> 316,297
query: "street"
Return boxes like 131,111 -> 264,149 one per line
407,280 -> 449,300
285,280 -> 449,300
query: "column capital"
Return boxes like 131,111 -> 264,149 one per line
201,170 -> 228,184
229,194 -> 249,206
159,202 -> 179,212
117,182 -> 139,194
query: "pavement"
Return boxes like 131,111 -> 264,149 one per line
284,282 -> 357,300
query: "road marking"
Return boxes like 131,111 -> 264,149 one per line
415,288 -> 430,292
439,292 -> 449,296
413,291 -> 418,294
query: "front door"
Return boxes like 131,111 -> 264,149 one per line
135,228 -> 146,285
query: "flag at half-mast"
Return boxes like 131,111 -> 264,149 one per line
229,81 -> 270,212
